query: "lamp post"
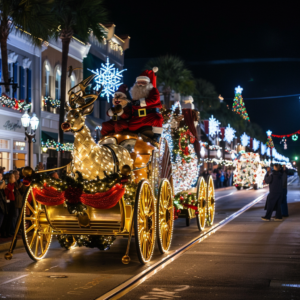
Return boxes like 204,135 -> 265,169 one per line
21,111 -> 39,168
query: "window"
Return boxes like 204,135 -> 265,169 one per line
55,68 -> 61,100
0,139 -> 9,149
27,69 -> 32,102
13,63 -> 18,98
13,141 -> 26,151
70,73 -> 75,88
45,64 -> 50,96
13,153 -> 26,169
0,152 -> 10,171
19,66 -> 25,100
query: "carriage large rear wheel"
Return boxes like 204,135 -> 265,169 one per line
196,177 -> 206,231
22,187 -> 53,261
134,180 -> 156,264
206,176 -> 215,226
157,179 -> 174,254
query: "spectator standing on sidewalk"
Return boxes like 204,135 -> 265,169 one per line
280,164 -> 289,217
216,169 -> 221,188
262,164 -> 283,221
0,172 -> 7,232
220,170 -> 225,188
4,173 -> 18,236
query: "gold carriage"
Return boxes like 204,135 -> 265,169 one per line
5,132 -> 215,265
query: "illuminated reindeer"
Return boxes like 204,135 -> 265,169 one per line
61,75 -> 133,180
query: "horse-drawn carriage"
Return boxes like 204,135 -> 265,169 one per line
5,76 -> 215,264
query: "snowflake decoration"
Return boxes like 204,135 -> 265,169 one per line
209,115 -> 221,137
240,132 -> 250,147
88,58 -> 127,103
267,148 -> 271,156
235,85 -> 243,94
253,138 -> 260,151
261,143 -> 267,155
224,124 -> 236,143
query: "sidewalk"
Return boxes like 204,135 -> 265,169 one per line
121,181 -> 300,299
0,235 -> 24,252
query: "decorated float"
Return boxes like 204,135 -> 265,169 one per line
5,75 -> 215,265
233,152 -> 266,190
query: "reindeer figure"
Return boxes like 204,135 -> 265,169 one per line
61,75 -> 133,180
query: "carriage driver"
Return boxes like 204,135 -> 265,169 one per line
128,68 -> 163,142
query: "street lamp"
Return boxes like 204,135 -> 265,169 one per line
21,111 -> 39,168
217,149 -> 221,159
231,152 -> 235,160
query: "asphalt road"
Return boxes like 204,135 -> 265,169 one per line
0,180 -> 298,300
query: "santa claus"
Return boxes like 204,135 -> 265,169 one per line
129,68 -> 163,142
101,84 -> 132,136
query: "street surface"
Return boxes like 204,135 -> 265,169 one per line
0,179 -> 299,300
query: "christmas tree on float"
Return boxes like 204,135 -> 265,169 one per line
232,85 -> 250,121
266,130 -> 274,148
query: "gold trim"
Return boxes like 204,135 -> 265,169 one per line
138,108 -> 147,117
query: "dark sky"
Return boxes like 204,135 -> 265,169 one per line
105,1 -> 300,159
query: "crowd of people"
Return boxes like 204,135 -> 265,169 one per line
202,168 -> 233,189
0,162 -> 59,239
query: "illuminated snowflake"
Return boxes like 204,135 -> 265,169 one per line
224,124 -> 236,143
253,138 -> 260,151
240,132 -> 250,147
88,58 -> 127,103
261,143 -> 267,155
209,115 -> 221,137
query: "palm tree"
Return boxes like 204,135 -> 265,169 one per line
193,78 -> 219,111
146,55 -> 194,108
0,0 -> 54,92
52,0 -> 108,166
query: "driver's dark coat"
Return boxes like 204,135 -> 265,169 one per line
264,171 -> 283,211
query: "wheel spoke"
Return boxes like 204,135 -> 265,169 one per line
26,202 -> 35,214
29,230 -> 37,248
35,236 -> 39,256
26,224 -> 35,233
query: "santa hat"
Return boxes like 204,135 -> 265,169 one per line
136,67 -> 159,88
114,84 -> 129,99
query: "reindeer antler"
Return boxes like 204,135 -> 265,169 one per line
80,84 -> 103,110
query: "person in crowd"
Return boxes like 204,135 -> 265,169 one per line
224,169 -> 228,187
262,164 -> 283,221
50,171 -> 59,180
13,170 -> 26,225
220,170 -> 225,188
216,169 -> 221,188
36,162 -> 44,171
212,169 -> 217,188
280,164 -> 289,217
0,172 -> 7,234
3,173 -> 19,236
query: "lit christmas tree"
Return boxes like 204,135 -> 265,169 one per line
232,86 -> 250,121
266,130 -> 274,148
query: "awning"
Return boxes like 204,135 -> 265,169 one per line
42,131 -> 74,143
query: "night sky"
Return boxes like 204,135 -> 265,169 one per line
106,1 -> 300,159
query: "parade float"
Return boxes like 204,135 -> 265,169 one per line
5,74 -> 215,265
233,152 -> 266,190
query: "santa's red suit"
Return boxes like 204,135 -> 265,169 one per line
129,70 -> 163,132
101,84 -> 132,136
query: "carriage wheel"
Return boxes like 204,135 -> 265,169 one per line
196,177 -> 206,231
206,175 -> 215,226
157,179 -> 174,254
22,187 -> 53,261
134,180 -> 156,264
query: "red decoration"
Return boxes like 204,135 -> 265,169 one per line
65,187 -> 83,204
272,129 -> 300,138
33,184 -> 66,206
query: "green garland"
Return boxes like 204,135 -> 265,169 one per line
57,234 -> 116,250
172,125 -> 194,163
173,192 -> 198,210
44,96 -> 61,108
0,94 -> 31,111
41,139 -> 74,152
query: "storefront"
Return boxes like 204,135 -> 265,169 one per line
0,109 -> 31,171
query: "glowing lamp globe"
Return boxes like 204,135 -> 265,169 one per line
217,149 -> 221,158
200,146 -> 205,158
231,152 -> 235,160
30,113 -> 39,130
21,111 -> 30,128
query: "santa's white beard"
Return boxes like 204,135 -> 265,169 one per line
130,82 -> 153,100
